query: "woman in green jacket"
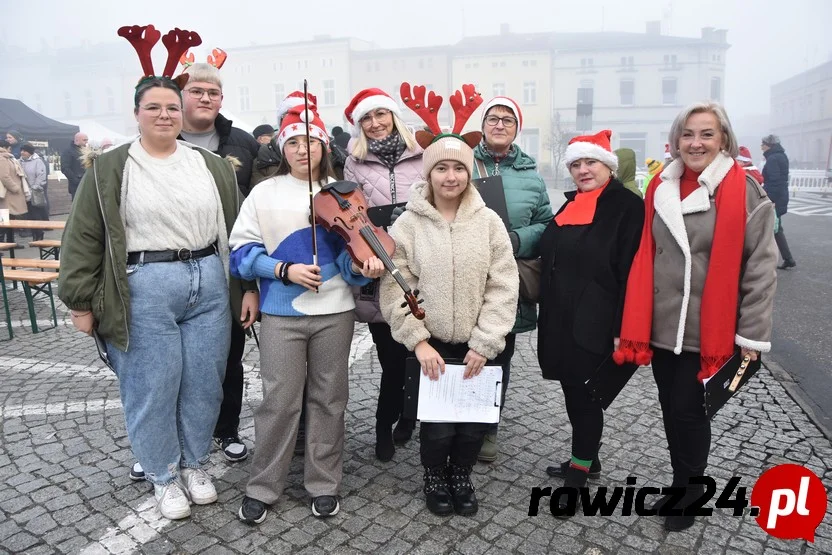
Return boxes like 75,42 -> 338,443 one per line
472,96 -> 554,462
59,35 -> 257,521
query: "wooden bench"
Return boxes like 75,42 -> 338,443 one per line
2,258 -> 61,270
29,239 -> 61,260
0,266 -> 60,338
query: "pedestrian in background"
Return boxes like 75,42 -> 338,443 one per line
19,143 -> 49,240
761,134 -> 796,269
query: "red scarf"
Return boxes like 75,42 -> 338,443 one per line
612,160 -> 747,382
554,180 -> 609,226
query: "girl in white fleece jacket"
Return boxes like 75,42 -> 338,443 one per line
380,134 -> 519,517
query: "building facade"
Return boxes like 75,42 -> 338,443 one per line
770,60 -> 832,169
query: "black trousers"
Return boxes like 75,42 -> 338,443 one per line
418,338 -> 512,467
27,203 -> 49,241
561,382 -> 604,462
774,216 -> 795,263
652,348 -> 710,484
214,320 -> 246,438
370,322 -> 411,426
1,214 -> 27,244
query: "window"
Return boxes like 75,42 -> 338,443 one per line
323,80 -> 335,106
577,85 -> 593,131
520,129 -> 539,161
628,56 -> 634,67
619,133 -> 647,166
106,88 -> 115,113
239,86 -> 250,111
274,84 -> 285,108
662,78 -> 677,105
710,77 -> 721,102
297,60 -> 302,70
493,61 -> 499,68
821,90 -> 827,117
418,59 -> 424,69
85,89 -> 94,114
522,60 -> 528,67
493,83 -> 506,97
366,62 -> 371,72
620,79 -> 634,106
523,82 -> 536,104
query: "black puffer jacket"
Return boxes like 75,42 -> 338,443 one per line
180,113 -> 260,197
762,143 -> 789,216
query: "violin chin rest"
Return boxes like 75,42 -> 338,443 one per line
321,180 -> 360,194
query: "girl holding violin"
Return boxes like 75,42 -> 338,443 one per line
380,84 -> 519,517
230,104 -> 384,524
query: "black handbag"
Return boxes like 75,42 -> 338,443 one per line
703,352 -> 761,419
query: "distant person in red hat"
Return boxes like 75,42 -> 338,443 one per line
737,146 -> 764,185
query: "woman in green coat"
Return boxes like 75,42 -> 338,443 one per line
472,96 -> 554,462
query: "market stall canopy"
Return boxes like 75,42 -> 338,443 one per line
0,98 -> 80,151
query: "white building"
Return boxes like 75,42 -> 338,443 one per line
770,60 -> 832,169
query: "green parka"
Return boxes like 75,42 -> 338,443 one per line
473,144 -> 554,333
613,147 -> 644,199
58,142 -> 254,351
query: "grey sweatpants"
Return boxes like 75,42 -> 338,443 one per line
245,310 -> 354,504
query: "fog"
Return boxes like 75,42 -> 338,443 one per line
1,0 -> 830,121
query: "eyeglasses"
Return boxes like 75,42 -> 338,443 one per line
284,138 -> 323,152
484,115 -> 518,128
139,104 -> 182,117
186,87 -> 222,100
360,109 -> 392,126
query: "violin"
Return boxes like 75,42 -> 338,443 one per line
314,181 -> 425,320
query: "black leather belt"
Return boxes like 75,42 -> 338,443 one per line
127,244 -> 217,265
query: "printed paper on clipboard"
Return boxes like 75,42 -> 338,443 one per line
416,364 -> 503,423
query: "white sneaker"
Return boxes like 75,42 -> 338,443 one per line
180,468 -> 217,505
154,481 -> 191,520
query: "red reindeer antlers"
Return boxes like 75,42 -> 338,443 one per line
449,84 -> 483,134
400,82 -> 443,135
117,25 -> 161,77
179,51 -> 195,68
118,25 -> 202,79
208,48 -> 227,70
161,28 -> 202,78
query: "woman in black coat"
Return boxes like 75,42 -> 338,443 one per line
537,130 -> 644,516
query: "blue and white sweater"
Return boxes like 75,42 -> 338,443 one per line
229,173 -> 370,316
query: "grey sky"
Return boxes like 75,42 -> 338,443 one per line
1,0 -> 829,119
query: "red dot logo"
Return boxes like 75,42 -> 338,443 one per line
751,464 -> 827,542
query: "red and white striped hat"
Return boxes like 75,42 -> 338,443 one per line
277,104 -> 328,152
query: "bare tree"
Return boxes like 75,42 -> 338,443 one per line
545,112 -> 575,189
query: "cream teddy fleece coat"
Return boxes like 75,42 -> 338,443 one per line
380,180 -> 519,360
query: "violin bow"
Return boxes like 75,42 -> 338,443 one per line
303,79 -> 319,273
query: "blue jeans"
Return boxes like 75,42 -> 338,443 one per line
108,254 -> 231,486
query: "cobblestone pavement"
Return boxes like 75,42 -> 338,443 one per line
1,293 -> 831,555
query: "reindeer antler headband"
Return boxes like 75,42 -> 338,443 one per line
179,47 -> 228,70
118,24 -> 202,102
400,82 -> 484,149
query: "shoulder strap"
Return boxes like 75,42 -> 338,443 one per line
474,157 -> 488,180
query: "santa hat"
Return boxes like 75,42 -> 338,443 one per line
664,143 -> 672,161
563,129 -> 618,172
737,145 -> 753,163
481,96 -> 523,139
277,91 -> 318,125
344,88 -> 402,136
276,104 -> 329,153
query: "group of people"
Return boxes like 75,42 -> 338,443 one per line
58,25 -> 780,534
0,131 -> 50,242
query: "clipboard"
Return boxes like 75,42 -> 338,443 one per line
473,175 -> 511,230
584,355 -> 638,410
403,357 -> 503,423
703,352 -> 761,419
367,202 -> 407,228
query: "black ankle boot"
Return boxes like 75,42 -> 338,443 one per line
423,465 -> 453,516
553,466 -> 588,520
546,457 -> 602,479
375,423 -> 394,462
447,463 -> 478,516
664,482 -> 704,531
393,418 -> 415,445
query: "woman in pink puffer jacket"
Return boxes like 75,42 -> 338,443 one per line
343,88 -> 424,462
